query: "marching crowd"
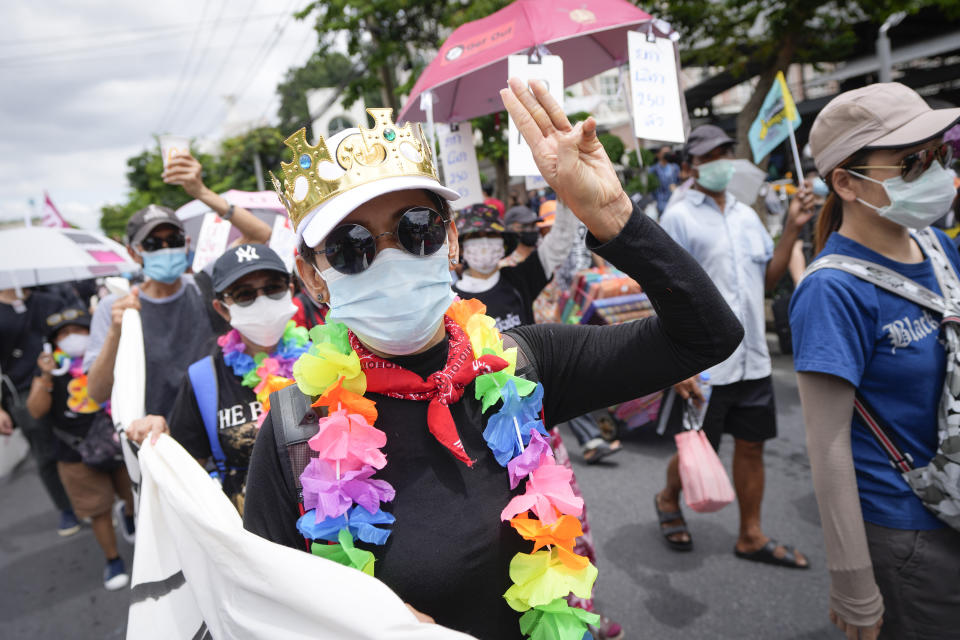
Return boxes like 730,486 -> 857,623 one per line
2,80 -> 960,640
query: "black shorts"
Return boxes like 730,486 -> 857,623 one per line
701,376 -> 777,451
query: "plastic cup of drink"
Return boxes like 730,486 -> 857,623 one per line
158,135 -> 190,170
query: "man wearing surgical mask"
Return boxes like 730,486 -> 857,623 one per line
128,245 -> 302,514
654,124 -> 817,567
84,206 -> 217,420
85,150 -> 273,417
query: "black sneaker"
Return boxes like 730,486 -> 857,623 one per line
103,557 -> 129,591
58,509 -> 81,537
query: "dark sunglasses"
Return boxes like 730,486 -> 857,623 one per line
221,278 -> 289,307
46,309 -> 84,326
141,231 -> 186,252
322,206 -> 449,275
849,143 -> 953,183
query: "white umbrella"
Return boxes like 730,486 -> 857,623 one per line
0,226 -> 140,289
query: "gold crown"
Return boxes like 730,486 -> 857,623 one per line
271,108 -> 439,233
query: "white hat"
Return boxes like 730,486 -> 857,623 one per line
297,128 -> 460,248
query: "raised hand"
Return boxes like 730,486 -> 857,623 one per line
162,153 -> 207,199
500,77 -> 632,242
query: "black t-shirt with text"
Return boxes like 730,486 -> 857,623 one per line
169,348 -> 261,514
243,206 -> 746,639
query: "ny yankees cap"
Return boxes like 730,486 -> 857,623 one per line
211,243 -> 289,293
126,204 -> 184,246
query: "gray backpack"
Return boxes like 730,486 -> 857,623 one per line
805,227 -> 960,530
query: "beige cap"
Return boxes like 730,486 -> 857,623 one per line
810,82 -> 960,177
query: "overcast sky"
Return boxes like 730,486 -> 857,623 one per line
0,1 -> 317,229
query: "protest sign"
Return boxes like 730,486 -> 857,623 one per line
627,33 -> 685,143
507,54 -> 564,176
524,175 -> 549,192
437,123 -> 483,208
269,215 -> 298,272
190,212 -> 232,273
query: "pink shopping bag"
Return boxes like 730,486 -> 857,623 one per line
675,429 -> 735,513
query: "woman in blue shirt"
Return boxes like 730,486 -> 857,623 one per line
791,83 -> 960,639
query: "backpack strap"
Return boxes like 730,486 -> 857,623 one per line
914,228 -> 960,316
187,356 -> 226,476
804,253 -> 949,316
852,392 -> 915,474
269,384 -> 322,552
504,330 -> 540,384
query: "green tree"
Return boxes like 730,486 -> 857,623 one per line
276,51 -> 357,137
296,0 -> 511,112
598,133 -> 625,165
649,0 -> 958,156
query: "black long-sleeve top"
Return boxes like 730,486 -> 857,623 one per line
242,205 -> 743,639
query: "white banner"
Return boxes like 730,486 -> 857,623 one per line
507,55 -> 564,177
190,212 -> 232,273
627,33 -> 685,143
437,123 -> 483,209
127,435 -> 476,640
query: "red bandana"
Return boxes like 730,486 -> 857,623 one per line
350,316 -> 508,466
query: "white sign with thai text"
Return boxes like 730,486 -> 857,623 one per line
437,122 -> 483,209
627,33 -> 685,143
507,54 -> 564,176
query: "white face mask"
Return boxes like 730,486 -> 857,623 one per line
57,333 -> 89,359
462,237 -> 505,275
226,291 -> 297,347
318,246 -> 455,355
849,162 -> 957,229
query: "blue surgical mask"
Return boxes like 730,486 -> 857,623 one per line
695,159 -> 735,192
849,162 -> 957,229
319,246 -> 455,355
812,176 -> 829,198
141,247 -> 188,284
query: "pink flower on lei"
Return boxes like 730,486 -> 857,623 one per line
308,409 -> 387,471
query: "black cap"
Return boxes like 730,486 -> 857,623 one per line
684,124 -> 735,158
46,307 -> 91,340
211,244 -> 289,293
126,205 -> 184,246
503,205 -> 538,227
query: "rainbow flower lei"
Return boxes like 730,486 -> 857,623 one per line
52,350 -> 101,414
218,320 -> 311,422
291,299 -> 599,640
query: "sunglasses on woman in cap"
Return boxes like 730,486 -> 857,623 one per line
847,142 -> 953,183
321,205 -> 449,275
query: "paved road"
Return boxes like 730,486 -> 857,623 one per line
0,350 -> 836,639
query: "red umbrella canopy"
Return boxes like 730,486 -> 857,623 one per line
399,0 -> 653,123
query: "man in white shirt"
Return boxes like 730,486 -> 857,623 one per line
654,124 -> 815,569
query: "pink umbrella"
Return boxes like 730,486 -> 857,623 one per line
398,0 -> 658,124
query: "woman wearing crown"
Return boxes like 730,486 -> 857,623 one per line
239,80 -> 744,639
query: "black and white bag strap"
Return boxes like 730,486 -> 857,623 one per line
804,252 -> 949,317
